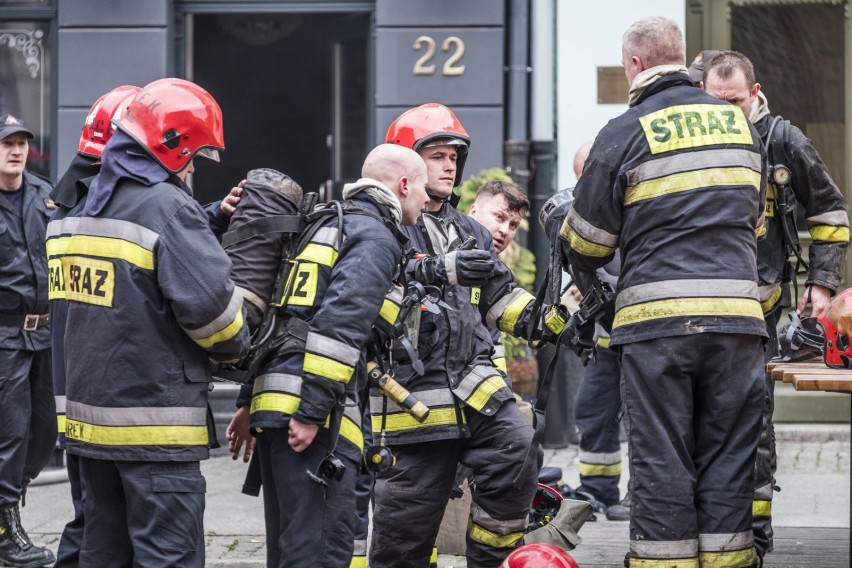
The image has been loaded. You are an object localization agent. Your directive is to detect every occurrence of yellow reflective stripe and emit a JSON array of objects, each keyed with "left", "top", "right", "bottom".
[
  {"left": 349, "top": 558, "right": 366, "bottom": 568},
  {"left": 625, "top": 167, "right": 761, "bottom": 206},
  {"left": 250, "top": 392, "right": 363, "bottom": 450},
  {"left": 760, "top": 286, "right": 783, "bottom": 314},
  {"left": 629, "top": 558, "right": 699, "bottom": 567},
  {"left": 613, "top": 297, "right": 763, "bottom": 328},
  {"left": 371, "top": 407, "right": 461, "bottom": 432},
  {"left": 297, "top": 243, "right": 338, "bottom": 267},
  {"left": 597, "top": 336, "right": 611, "bottom": 348},
  {"left": 466, "top": 375, "right": 508, "bottom": 411},
  {"left": 430, "top": 547, "right": 438, "bottom": 563},
  {"left": 697, "top": 548, "right": 757, "bottom": 567},
  {"left": 639, "top": 103, "right": 753, "bottom": 154},
  {"left": 303, "top": 353, "right": 354, "bottom": 383},
  {"left": 65, "top": 419, "right": 207, "bottom": 446},
  {"left": 579, "top": 462, "right": 622, "bottom": 477},
  {"left": 57, "top": 414, "right": 66, "bottom": 433},
  {"left": 809, "top": 225, "right": 850, "bottom": 243},
  {"left": 194, "top": 307, "right": 245, "bottom": 349},
  {"left": 492, "top": 356, "right": 507, "bottom": 373},
  {"left": 49, "top": 235, "right": 154, "bottom": 270},
  {"left": 468, "top": 521, "right": 524, "bottom": 549},
  {"left": 498, "top": 290, "right": 534, "bottom": 334},
  {"left": 752, "top": 499, "right": 771, "bottom": 518},
  {"left": 565, "top": 227, "right": 615, "bottom": 258},
  {"left": 379, "top": 298, "right": 400, "bottom": 325}
]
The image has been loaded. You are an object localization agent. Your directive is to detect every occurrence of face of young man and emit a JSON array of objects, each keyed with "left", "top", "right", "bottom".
[
  {"left": 702, "top": 67, "right": 760, "bottom": 117},
  {"left": 469, "top": 193, "right": 524, "bottom": 254},
  {"left": 418, "top": 145, "right": 458, "bottom": 202},
  {"left": 0, "top": 133, "right": 28, "bottom": 189}
]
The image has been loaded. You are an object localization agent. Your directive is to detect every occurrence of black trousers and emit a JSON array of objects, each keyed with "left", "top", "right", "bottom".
[
  {"left": 753, "top": 309, "right": 781, "bottom": 557},
  {"left": 78, "top": 457, "right": 206, "bottom": 568},
  {"left": 0, "top": 348, "right": 56, "bottom": 505},
  {"left": 54, "top": 452, "right": 84, "bottom": 568},
  {"left": 574, "top": 346, "right": 623, "bottom": 505},
  {"left": 370, "top": 399, "right": 538, "bottom": 568},
  {"left": 256, "top": 427, "right": 358, "bottom": 568},
  {"left": 621, "top": 334, "right": 763, "bottom": 565}
]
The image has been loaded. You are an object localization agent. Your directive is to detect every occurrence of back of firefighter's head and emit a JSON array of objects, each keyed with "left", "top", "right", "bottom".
[
  {"left": 385, "top": 103, "right": 470, "bottom": 201},
  {"left": 500, "top": 543, "right": 580, "bottom": 568},
  {"left": 621, "top": 16, "right": 685, "bottom": 86},
  {"left": 362, "top": 143, "right": 429, "bottom": 226},
  {"left": 116, "top": 78, "right": 224, "bottom": 177},
  {"left": 78, "top": 85, "right": 141, "bottom": 159}
]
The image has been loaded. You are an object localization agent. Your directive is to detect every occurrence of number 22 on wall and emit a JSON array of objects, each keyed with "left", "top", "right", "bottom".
[{"left": 413, "top": 36, "right": 466, "bottom": 76}]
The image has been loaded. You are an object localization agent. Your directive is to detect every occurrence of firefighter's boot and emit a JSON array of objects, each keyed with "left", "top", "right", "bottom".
[{"left": 0, "top": 503, "right": 55, "bottom": 568}]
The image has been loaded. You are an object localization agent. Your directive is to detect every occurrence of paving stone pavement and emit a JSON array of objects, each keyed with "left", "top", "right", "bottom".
[{"left": 20, "top": 424, "right": 849, "bottom": 567}]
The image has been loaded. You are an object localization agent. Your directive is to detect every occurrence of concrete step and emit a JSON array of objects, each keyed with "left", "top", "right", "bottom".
[{"left": 773, "top": 380, "right": 851, "bottom": 423}]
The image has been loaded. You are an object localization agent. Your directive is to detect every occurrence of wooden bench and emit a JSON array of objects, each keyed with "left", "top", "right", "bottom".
[{"left": 766, "top": 359, "right": 851, "bottom": 387}]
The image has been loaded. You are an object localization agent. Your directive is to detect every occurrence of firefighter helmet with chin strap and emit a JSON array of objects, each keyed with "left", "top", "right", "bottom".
[
  {"left": 117, "top": 78, "right": 224, "bottom": 174},
  {"left": 500, "top": 543, "right": 580, "bottom": 568},
  {"left": 775, "top": 312, "right": 825, "bottom": 363},
  {"left": 385, "top": 103, "right": 470, "bottom": 187},
  {"left": 78, "top": 85, "right": 141, "bottom": 158}
]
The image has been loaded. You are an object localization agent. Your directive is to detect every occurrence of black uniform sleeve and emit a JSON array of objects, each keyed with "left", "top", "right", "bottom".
[
  {"left": 294, "top": 227, "right": 399, "bottom": 425},
  {"left": 157, "top": 200, "right": 251, "bottom": 363},
  {"left": 560, "top": 157, "right": 622, "bottom": 275},
  {"left": 786, "top": 125, "right": 849, "bottom": 291}
]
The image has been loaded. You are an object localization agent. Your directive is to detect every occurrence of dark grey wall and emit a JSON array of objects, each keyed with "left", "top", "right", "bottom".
[
  {"left": 374, "top": 0, "right": 506, "bottom": 178},
  {"left": 56, "top": 0, "right": 171, "bottom": 175}
]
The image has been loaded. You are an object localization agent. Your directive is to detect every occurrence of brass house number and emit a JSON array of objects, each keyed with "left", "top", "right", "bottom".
[{"left": 412, "top": 36, "right": 466, "bottom": 76}]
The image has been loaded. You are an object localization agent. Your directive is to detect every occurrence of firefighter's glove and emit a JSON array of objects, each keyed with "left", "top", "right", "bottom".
[{"left": 433, "top": 249, "right": 495, "bottom": 287}]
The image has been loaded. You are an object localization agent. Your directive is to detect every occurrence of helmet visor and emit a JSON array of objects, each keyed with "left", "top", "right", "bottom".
[{"left": 195, "top": 147, "right": 220, "bottom": 162}]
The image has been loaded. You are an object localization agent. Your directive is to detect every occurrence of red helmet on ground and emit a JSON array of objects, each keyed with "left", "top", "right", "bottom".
[
  {"left": 117, "top": 78, "right": 224, "bottom": 174},
  {"left": 77, "top": 85, "right": 141, "bottom": 158},
  {"left": 819, "top": 289, "right": 852, "bottom": 369},
  {"left": 501, "top": 543, "right": 580, "bottom": 568},
  {"left": 385, "top": 103, "right": 470, "bottom": 186}
]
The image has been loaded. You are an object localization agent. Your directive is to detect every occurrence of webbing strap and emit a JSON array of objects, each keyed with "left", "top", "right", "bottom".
[{"left": 222, "top": 214, "right": 304, "bottom": 249}]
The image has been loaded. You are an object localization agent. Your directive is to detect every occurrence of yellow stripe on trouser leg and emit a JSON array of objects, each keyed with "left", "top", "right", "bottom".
[
  {"left": 752, "top": 500, "right": 771, "bottom": 518},
  {"left": 468, "top": 520, "right": 525, "bottom": 549},
  {"left": 697, "top": 548, "right": 757, "bottom": 567}
]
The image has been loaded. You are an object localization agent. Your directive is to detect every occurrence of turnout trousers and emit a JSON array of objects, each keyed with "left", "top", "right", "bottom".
[
  {"left": 78, "top": 457, "right": 206, "bottom": 568},
  {"left": 54, "top": 453, "right": 84, "bottom": 568},
  {"left": 574, "top": 346, "right": 623, "bottom": 506},
  {"left": 256, "top": 426, "right": 358, "bottom": 568},
  {"left": 753, "top": 309, "right": 780, "bottom": 558},
  {"left": 621, "top": 334, "right": 764, "bottom": 567},
  {"left": 0, "top": 348, "right": 56, "bottom": 506},
  {"left": 370, "top": 399, "right": 538, "bottom": 568}
]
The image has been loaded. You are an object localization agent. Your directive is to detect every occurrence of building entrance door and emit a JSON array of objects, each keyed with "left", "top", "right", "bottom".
[{"left": 185, "top": 11, "right": 371, "bottom": 204}]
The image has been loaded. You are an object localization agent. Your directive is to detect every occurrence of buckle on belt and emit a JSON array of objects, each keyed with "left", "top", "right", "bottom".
[{"left": 23, "top": 314, "right": 39, "bottom": 331}]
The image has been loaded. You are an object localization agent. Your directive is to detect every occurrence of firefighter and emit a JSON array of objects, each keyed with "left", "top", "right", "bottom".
[
  {"left": 560, "top": 17, "right": 767, "bottom": 567},
  {"left": 701, "top": 50, "right": 849, "bottom": 560},
  {"left": 226, "top": 143, "right": 429, "bottom": 568},
  {"left": 47, "top": 84, "right": 244, "bottom": 567},
  {"left": 56, "top": 78, "right": 251, "bottom": 567},
  {"left": 371, "top": 103, "right": 541, "bottom": 568},
  {"left": 0, "top": 114, "right": 56, "bottom": 567}
]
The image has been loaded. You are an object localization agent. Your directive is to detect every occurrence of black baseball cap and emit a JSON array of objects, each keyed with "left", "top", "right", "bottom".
[
  {"left": 0, "top": 114, "right": 35, "bottom": 141},
  {"left": 687, "top": 49, "right": 722, "bottom": 85}
]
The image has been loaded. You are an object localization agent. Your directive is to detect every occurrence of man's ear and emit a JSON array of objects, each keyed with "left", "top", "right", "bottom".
[
  {"left": 468, "top": 202, "right": 478, "bottom": 217},
  {"left": 398, "top": 176, "right": 410, "bottom": 199},
  {"left": 699, "top": 80, "right": 705, "bottom": 90},
  {"left": 751, "top": 82, "right": 761, "bottom": 97}
]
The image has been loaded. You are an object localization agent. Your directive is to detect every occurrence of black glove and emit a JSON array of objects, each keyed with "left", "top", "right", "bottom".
[{"left": 415, "top": 249, "right": 495, "bottom": 287}]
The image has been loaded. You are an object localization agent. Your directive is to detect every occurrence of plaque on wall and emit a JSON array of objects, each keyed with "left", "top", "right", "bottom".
[{"left": 597, "top": 66, "right": 630, "bottom": 104}]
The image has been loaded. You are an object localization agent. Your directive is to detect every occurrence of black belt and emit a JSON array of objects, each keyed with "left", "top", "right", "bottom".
[{"left": 0, "top": 313, "right": 50, "bottom": 331}]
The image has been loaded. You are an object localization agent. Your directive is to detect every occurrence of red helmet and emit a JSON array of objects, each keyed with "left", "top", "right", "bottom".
[
  {"left": 77, "top": 85, "right": 141, "bottom": 158},
  {"left": 117, "top": 78, "right": 224, "bottom": 174},
  {"left": 385, "top": 103, "right": 470, "bottom": 186},
  {"left": 501, "top": 543, "right": 580, "bottom": 568},
  {"left": 819, "top": 289, "right": 852, "bottom": 369}
]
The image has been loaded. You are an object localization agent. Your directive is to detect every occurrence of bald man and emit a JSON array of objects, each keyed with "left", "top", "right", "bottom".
[{"left": 227, "top": 144, "right": 428, "bottom": 568}]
